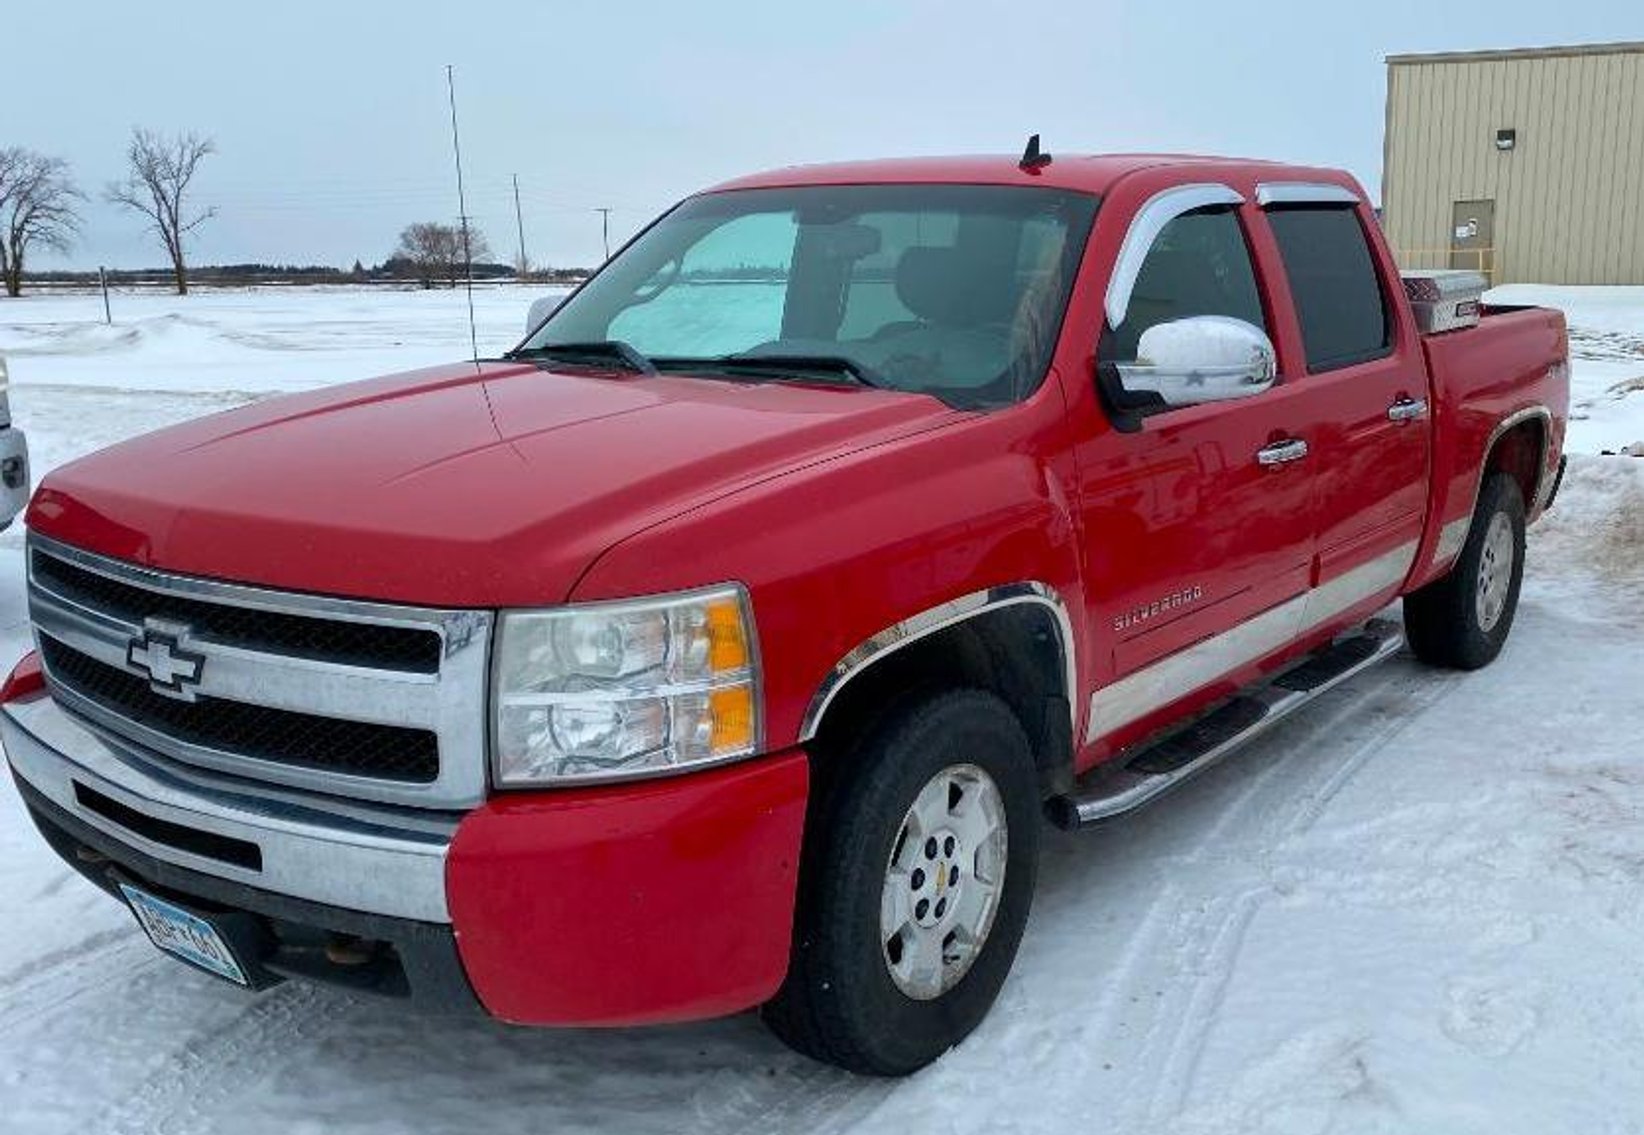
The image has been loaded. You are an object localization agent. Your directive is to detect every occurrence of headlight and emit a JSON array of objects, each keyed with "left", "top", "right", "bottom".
[{"left": 491, "top": 584, "right": 760, "bottom": 786}]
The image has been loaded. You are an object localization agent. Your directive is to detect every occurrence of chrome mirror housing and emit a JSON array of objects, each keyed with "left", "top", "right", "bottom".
[
  {"left": 1114, "top": 316, "right": 1277, "bottom": 407},
  {"left": 525, "top": 295, "right": 563, "bottom": 336}
]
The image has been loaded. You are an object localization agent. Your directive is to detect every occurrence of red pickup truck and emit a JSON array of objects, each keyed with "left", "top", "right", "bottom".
[{"left": 1, "top": 149, "right": 1568, "bottom": 1075}]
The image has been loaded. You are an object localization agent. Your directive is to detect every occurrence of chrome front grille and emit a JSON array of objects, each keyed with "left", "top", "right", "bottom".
[{"left": 26, "top": 534, "right": 492, "bottom": 808}]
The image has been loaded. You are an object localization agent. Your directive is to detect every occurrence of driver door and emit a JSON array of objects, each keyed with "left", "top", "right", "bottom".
[{"left": 1074, "top": 195, "right": 1319, "bottom": 742}]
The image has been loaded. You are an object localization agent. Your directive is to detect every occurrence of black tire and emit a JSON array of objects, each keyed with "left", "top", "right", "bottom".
[
  {"left": 1404, "top": 472, "right": 1527, "bottom": 670},
  {"left": 762, "top": 689, "right": 1040, "bottom": 1075}
]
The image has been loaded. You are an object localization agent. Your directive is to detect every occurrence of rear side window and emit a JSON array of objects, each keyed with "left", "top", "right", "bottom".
[{"left": 1266, "top": 206, "right": 1391, "bottom": 372}]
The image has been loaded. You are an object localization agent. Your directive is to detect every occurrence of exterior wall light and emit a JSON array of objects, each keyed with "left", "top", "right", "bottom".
[{"left": 1495, "top": 128, "right": 1517, "bottom": 151}]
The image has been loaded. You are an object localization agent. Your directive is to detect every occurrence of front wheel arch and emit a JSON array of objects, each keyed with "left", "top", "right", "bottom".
[{"left": 802, "top": 591, "right": 1078, "bottom": 800}]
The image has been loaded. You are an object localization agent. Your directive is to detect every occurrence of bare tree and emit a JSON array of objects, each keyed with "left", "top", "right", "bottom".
[
  {"left": 391, "top": 221, "right": 490, "bottom": 288},
  {"left": 105, "top": 129, "right": 216, "bottom": 295},
  {"left": 0, "top": 148, "right": 83, "bottom": 297}
]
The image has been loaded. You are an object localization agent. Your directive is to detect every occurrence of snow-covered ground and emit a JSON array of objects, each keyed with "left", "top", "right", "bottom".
[
  {"left": 1491, "top": 284, "right": 1644, "bottom": 454},
  {"left": 0, "top": 285, "right": 1641, "bottom": 1134}
]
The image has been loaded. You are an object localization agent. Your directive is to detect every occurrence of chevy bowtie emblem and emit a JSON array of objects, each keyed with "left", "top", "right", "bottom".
[{"left": 127, "top": 620, "right": 207, "bottom": 701}]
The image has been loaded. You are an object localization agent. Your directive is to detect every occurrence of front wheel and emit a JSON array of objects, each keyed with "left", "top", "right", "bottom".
[
  {"left": 763, "top": 690, "right": 1040, "bottom": 1075},
  {"left": 1404, "top": 471, "right": 1527, "bottom": 670}
]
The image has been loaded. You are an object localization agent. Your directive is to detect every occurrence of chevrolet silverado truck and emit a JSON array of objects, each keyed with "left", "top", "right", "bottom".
[{"left": 1, "top": 150, "right": 1568, "bottom": 1075}]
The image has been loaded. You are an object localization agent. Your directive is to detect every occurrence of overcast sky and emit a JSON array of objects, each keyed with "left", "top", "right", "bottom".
[{"left": 9, "top": 0, "right": 1638, "bottom": 271}]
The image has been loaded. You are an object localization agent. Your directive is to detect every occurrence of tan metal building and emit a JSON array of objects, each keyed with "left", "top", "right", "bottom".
[{"left": 1382, "top": 41, "right": 1644, "bottom": 285}]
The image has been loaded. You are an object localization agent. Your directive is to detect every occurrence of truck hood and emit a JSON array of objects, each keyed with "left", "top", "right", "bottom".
[{"left": 28, "top": 361, "right": 962, "bottom": 606}]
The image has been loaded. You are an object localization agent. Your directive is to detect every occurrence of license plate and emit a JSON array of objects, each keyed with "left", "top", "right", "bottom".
[{"left": 119, "top": 883, "right": 249, "bottom": 986}]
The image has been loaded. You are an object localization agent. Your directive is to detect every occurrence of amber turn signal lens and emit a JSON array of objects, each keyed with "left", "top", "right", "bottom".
[
  {"left": 705, "top": 598, "right": 750, "bottom": 673},
  {"left": 709, "top": 685, "right": 755, "bottom": 754}
]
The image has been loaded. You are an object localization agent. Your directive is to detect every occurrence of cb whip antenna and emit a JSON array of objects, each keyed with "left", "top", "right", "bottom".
[{"left": 446, "top": 64, "right": 479, "bottom": 362}]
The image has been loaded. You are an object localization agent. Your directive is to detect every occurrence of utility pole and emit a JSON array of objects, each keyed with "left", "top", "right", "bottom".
[
  {"left": 596, "top": 207, "right": 613, "bottom": 262},
  {"left": 512, "top": 174, "right": 529, "bottom": 279}
]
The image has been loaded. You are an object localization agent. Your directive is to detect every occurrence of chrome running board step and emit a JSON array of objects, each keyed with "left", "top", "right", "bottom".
[{"left": 1049, "top": 619, "right": 1404, "bottom": 829}]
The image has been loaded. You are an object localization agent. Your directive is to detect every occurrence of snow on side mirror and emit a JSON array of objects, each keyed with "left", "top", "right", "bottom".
[
  {"left": 525, "top": 295, "right": 564, "bottom": 336},
  {"left": 1115, "top": 316, "right": 1277, "bottom": 407}
]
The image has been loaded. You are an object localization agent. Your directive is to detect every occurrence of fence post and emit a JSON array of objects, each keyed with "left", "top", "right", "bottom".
[{"left": 99, "top": 267, "right": 112, "bottom": 324}]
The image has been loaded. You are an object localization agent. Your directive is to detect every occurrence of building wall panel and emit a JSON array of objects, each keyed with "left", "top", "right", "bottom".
[{"left": 1383, "top": 44, "right": 1644, "bottom": 284}]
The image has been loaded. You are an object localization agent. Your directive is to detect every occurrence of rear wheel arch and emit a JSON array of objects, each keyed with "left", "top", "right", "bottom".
[
  {"left": 1484, "top": 410, "right": 1549, "bottom": 514},
  {"left": 1434, "top": 406, "right": 1551, "bottom": 571},
  {"left": 800, "top": 585, "right": 1078, "bottom": 799}
]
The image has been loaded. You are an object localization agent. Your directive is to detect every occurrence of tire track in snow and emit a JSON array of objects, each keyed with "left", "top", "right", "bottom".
[
  {"left": 1136, "top": 663, "right": 1465, "bottom": 1124},
  {"left": 1117, "top": 677, "right": 1418, "bottom": 1128},
  {"left": 0, "top": 931, "right": 158, "bottom": 1039},
  {"left": 91, "top": 983, "right": 350, "bottom": 1135}
]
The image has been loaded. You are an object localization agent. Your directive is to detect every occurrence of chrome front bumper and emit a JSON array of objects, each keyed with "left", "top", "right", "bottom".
[
  {"left": 0, "top": 426, "right": 28, "bottom": 526},
  {"left": 1, "top": 694, "right": 457, "bottom": 922}
]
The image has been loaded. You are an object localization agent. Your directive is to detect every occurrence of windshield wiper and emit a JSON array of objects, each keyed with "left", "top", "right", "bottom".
[
  {"left": 664, "top": 353, "right": 887, "bottom": 389},
  {"left": 507, "top": 340, "right": 657, "bottom": 374}
]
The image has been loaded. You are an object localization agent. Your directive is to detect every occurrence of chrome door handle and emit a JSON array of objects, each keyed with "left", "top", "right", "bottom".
[
  {"left": 1388, "top": 397, "right": 1429, "bottom": 422},
  {"left": 1256, "top": 438, "right": 1309, "bottom": 466}
]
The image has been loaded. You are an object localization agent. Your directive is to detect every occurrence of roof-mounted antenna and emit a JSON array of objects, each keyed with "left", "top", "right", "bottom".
[{"left": 1019, "top": 133, "right": 1052, "bottom": 172}]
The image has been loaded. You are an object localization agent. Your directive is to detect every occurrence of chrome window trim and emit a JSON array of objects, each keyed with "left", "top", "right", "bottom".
[
  {"left": 1434, "top": 404, "right": 1554, "bottom": 567},
  {"left": 799, "top": 582, "right": 1077, "bottom": 743},
  {"left": 2, "top": 695, "right": 455, "bottom": 922},
  {"left": 1254, "top": 182, "right": 1362, "bottom": 207},
  {"left": 1105, "top": 183, "right": 1246, "bottom": 328},
  {"left": 26, "top": 533, "right": 492, "bottom": 809},
  {"left": 1086, "top": 541, "right": 1416, "bottom": 742}
]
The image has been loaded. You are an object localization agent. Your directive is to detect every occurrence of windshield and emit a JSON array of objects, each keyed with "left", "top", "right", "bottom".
[{"left": 519, "top": 184, "right": 1099, "bottom": 408}]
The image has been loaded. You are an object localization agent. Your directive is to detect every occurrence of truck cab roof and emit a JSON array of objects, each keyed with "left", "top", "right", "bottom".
[{"left": 706, "top": 153, "right": 1340, "bottom": 198}]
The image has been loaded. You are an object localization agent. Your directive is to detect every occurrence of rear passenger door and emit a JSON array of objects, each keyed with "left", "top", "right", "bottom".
[{"left": 1258, "top": 194, "right": 1429, "bottom": 590}]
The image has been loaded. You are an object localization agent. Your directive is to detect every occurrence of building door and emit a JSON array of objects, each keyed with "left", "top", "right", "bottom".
[{"left": 1450, "top": 199, "right": 1495, "bottom": 279}]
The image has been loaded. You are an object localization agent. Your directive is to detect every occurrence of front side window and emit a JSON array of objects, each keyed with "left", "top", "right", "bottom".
[
  {"left": 1097, "top": 207, "right": 1273, "bottom": 422},
  {"left": 521, "top": 184, "right": 1099, "bottom": 408},
  {"left": 1266, "top": 205, "right": 1391, "bottom": 371},
  {"left": 1104, "top": 207, "right": 1268, "bottom": 362}
]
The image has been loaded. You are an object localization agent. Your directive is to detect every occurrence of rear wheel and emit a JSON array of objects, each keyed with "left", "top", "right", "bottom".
[
  {"left": 763, "top": 689, "right": 1040, "bottom": 1075},
  {"left": 1404, "top": 472, "right": 1527, "bottom": 670}
]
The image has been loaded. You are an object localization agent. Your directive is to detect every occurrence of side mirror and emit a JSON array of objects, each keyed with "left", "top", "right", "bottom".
[
  {"left": 525, "top": 294, "right": 563, "bottom": 335},
  {"left": 1114, "top": 316, "right": 1276, "bottom": 407}
]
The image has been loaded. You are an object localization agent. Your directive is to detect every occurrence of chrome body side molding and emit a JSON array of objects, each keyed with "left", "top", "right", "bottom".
[
  {"left": 1086, "top": 541, "right": 1416, "bottom": 743},
  {"left": 1254, "top": 181, "right": 1361, "bottom": 207},
  {"left": 799, "top": 582, "right": 1076, "bottom": 743},
  {"left": 1105, "top": 183, "right": 1245, "bottom": 328},
  {"left": 1432, "top": 516, "right": 1472, "bottom": 567}
]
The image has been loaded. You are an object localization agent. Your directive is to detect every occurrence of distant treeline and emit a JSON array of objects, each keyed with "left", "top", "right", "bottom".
[
  {"left": 678, "top": 265, "right": 893, "bottom": 283},
  {"left": 25, "top": 261, "right": 592, "bottom": 286}
]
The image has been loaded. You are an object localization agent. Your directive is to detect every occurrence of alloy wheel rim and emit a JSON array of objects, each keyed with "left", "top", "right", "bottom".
[
  {"left": 1476, "top": 511, "right": 1515, "bottom": 633},
  {"left": 880, "top": 763, "right": 1008, "bottom": 1001}
]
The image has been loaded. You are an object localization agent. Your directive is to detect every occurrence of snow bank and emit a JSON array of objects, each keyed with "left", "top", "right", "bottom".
[
  {"left": 1528, "top": 454, "right": 1644, "bottom": 589},
  {"left": 0, "top": 285, "right": 569, "bottom": 396}
]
